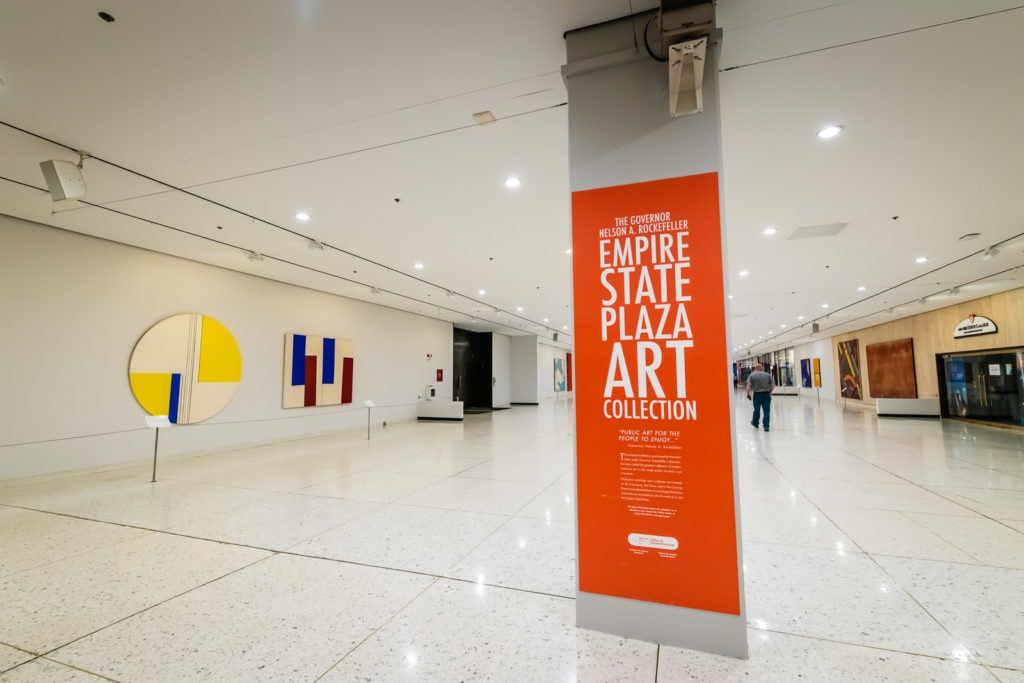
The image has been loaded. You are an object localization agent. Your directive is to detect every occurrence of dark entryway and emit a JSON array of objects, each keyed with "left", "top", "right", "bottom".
[{"left": 453, "top": 329, "right": 493, "bottom": 410}]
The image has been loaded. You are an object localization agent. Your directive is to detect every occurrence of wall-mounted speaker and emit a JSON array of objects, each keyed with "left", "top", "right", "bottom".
[
  {"left": 812, "top": 322, "right": 820, "bottom": 334},
  {"left": 39, "top": 160, "right": 86, "bottom": 200},
  {"left": 553, "top": 332, "right": 559, "bottom": 342}
]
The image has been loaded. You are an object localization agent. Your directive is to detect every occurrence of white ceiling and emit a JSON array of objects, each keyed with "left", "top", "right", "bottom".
[{"left": 2, "top": 1, "right": 1022, "bottom": 356}]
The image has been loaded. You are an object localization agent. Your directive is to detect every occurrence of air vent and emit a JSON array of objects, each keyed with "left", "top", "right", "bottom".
[{"left": 788, "top": 223, "right": 848, "bottom": 240}]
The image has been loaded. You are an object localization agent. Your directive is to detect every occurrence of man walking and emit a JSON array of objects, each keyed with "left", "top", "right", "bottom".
[{"left": 746, "top": 363, "right": 776, "bottom": 431}]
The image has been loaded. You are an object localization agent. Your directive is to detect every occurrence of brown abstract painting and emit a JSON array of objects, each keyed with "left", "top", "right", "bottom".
[{"left": 866, "top": 338, "right": 917, "bottom": 398}]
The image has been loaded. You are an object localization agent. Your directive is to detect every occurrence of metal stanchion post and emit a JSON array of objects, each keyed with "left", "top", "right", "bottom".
[
  {"left": 145, "top": 415, "right": 171, "bottom": 482},
  {"left": 151, "top": 427, "right": 160, "bottom": 483},
  {"left": 363, "top": 400, "right": 375, "bottom": 440}
]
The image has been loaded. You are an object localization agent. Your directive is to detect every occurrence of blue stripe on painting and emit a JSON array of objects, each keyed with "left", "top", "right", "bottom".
[
  {"left": 291, "top": 334, "right": 307, "bottom": 386},
  {"left": 323, "top": 337, "right": 336, "bottom": 384},
  {"left": 169, "top": 372, "right": 181, "bottom": 424}
]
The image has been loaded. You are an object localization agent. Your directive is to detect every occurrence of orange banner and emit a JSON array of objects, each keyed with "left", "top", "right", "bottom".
[{"left": 572, "top": 173, "right": 739, "bottom": 614}]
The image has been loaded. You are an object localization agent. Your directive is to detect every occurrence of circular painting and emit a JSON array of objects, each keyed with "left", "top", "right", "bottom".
[{"left": 128, "top": 313, "right": 242, "bottom": 424}]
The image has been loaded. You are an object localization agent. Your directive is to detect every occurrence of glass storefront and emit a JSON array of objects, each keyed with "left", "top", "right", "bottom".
[
  {"left": 734, "top": 348, "right": 797, "bottom": 392},
  {"left": 937, "top": 347, "right": 1024, "bottom": 427}
]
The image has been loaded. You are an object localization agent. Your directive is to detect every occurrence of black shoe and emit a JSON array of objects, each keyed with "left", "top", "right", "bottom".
[
  {"left": 763, "top": 427, "right": 770, "bottom": 432},
  {"left": 750, "top": 421, "right": 758, "bottom": 428}
]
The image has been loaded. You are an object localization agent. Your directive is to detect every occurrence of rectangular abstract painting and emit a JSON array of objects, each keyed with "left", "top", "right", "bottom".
[
  {"left": 800, "top": 358, "right": 812, "bottom": 388},
  {"left": 837, "top": 340, "right": 862, "bottom": 399},
  {"left": 554, "top": 357, "right": 566, "bottom": 392},
  {"left": 283, "top": 333, "right": 355, "bottom": 408}
]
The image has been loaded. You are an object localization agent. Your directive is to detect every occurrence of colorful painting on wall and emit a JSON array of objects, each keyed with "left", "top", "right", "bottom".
[
  {"left": 800, "top": 358, "right": 812, "bottom": 388},
  {"left": 866, "top": 338, "right": 917, "bottom": 398},
  {"left": 554, "top": 357, "right": 566, "bottom": 392},
  {"left": 129, "top": 313, "right": 242, "bottom": 424},
  {"left": 283, "top": 333, "right": 355, "bottom": 408},
  {"left": 837, "top": 340, "right": 862, "bottom": 399},
  {"left": 812, "top": 357, "right": 822, "bottom": 388}
]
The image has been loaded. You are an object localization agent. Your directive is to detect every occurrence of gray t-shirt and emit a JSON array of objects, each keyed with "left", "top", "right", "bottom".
[{"left": 747, "top": 370, "right": 773, "bottom": 393}]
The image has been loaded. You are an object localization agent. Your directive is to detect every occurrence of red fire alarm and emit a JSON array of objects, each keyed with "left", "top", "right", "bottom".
[{"left": 436, "top": 369, "right": 443, "bottom": 382}]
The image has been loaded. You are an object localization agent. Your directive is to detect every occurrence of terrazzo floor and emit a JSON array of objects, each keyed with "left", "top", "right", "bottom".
[{"left": 1, "top": 394, "right": 1023, "bottom": 681}]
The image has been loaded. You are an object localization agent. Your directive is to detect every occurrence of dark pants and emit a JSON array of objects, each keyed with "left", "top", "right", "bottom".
[{"left": 752, "top": 392, "right": 772, "bottom": 429}]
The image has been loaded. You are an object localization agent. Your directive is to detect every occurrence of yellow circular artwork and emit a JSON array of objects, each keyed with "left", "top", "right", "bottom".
[{"left": 128, "top": 313, "right": 242, "bottom": 424}]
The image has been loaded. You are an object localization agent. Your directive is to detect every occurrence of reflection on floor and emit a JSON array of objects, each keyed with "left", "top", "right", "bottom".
[{"left": 1, "top": 394, "right": 1023, "bottom": 681}]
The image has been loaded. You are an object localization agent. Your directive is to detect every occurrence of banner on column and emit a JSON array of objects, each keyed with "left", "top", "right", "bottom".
[{"left": 571, "top": 173, "right": 740, "bottom": 615}]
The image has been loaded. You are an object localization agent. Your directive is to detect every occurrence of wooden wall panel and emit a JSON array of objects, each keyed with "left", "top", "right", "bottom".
[{"left": 831, "top": 287, "right": 1024, "bottom": 403}]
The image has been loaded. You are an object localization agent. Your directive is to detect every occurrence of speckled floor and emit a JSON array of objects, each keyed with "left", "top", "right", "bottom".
[{"left": 1, "top": 395, "right": 1022, "bottom": 682}]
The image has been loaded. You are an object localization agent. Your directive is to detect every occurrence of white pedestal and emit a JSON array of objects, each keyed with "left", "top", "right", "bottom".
[
  {"left": 417, "top": 400, "right": 464, "bottom": 421},
  {"left": 876, "top": 398, "right": 940, "bottom": 417}
]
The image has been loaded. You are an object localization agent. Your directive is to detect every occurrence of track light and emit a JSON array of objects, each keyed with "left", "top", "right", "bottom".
[
  {"left": 982, "top": 246, "right": 1000, "bottom": 260},
  {"left": 308, "top": 239, "right": 325, "bottom": 250},
  {"left": 245, "top": 250, "right": 264, "bottom": 262},
  {"left": 949, "top": 286, "right": 960, "bottom": 296}
]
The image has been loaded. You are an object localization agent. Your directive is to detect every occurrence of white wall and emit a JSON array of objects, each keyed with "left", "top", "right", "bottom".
[
  {"left": 0, "top": 215, "right": 453, "bottom": 479},
  {"left": 794, "top": 338, "right": 837, "bottom": 401},
  {"left": 509, "top": 335, "right": 539, "bottom": 403},
  {"left": 491, "top": 333, "right": 511, "bottom": 408}
]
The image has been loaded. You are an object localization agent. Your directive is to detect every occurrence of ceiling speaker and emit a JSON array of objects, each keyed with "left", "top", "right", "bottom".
[{"left": 39, "top": 159, "right": 86, "bottom": 200}]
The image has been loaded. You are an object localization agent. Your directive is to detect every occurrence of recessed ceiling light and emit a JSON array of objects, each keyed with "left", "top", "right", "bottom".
[
  {"left": 739, "top": 270, "right": 749, "bottom": 277},
  {"left": 516, "top": 306, "right": 523, "bottom": 312},
  {"left": 728, "top": 294, "right": 733, "bottom": 299},
  {"left": 295, "top": 211, "right": 310, "bottom": 221},
  {"left": 798, "top": 315, "right": 804, "bottom": 320},
  {"left": 915, "top": 256, "right": 928, "bottom": 263},
  {"left": 543, "top": 318, "right": 549, "bottom": 322},
  {"left": 504, "top": 177, "right": 521, "bottom": 188},
  {"left": 565, "top": 248, "right": 572, "bottom": 255},
  {"left": 414, "top": 262, "right": 424, "bottom": 269},
  {"left": 857, "top": 285, "right": 866, "bottom": 292},
  {"left": 478, "top": 289, "right": 486, "bottom": 296},
  {"left": 780, "top": 323, "right": 787, "bottom": 328},
  {"left": 762, "top": 226, "right": 777, "bottom": 236},
  {"left": 821, "top": 303, "right": 829, "bottom": 308},
  {"left": 817, "top": 125, "right": 843, "bottom": 139},
  {"left": 562, "top": 325, "right": 567, "bottom": 330}
]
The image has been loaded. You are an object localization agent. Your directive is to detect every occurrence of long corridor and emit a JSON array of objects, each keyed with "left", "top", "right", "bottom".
[{"left": 1, "top": 395, "right": 1023, "bottom": 681}]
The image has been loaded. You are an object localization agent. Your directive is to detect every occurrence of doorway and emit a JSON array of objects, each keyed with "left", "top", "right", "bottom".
[{"left": 937, "top": 347, "right": 1024, "bottom": 427}]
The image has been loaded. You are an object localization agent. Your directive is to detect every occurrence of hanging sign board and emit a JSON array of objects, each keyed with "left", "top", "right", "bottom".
[
  {"left": 571, "top": 173, "right": 740, "bottom": 615},
  {"left": 953, "top": 314, "right": 997, "bottom": 339}
]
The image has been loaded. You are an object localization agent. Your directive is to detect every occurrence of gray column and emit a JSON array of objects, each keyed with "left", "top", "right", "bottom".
[{"left": 564, "top": 9, "right": 747, "bottom": 659}]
